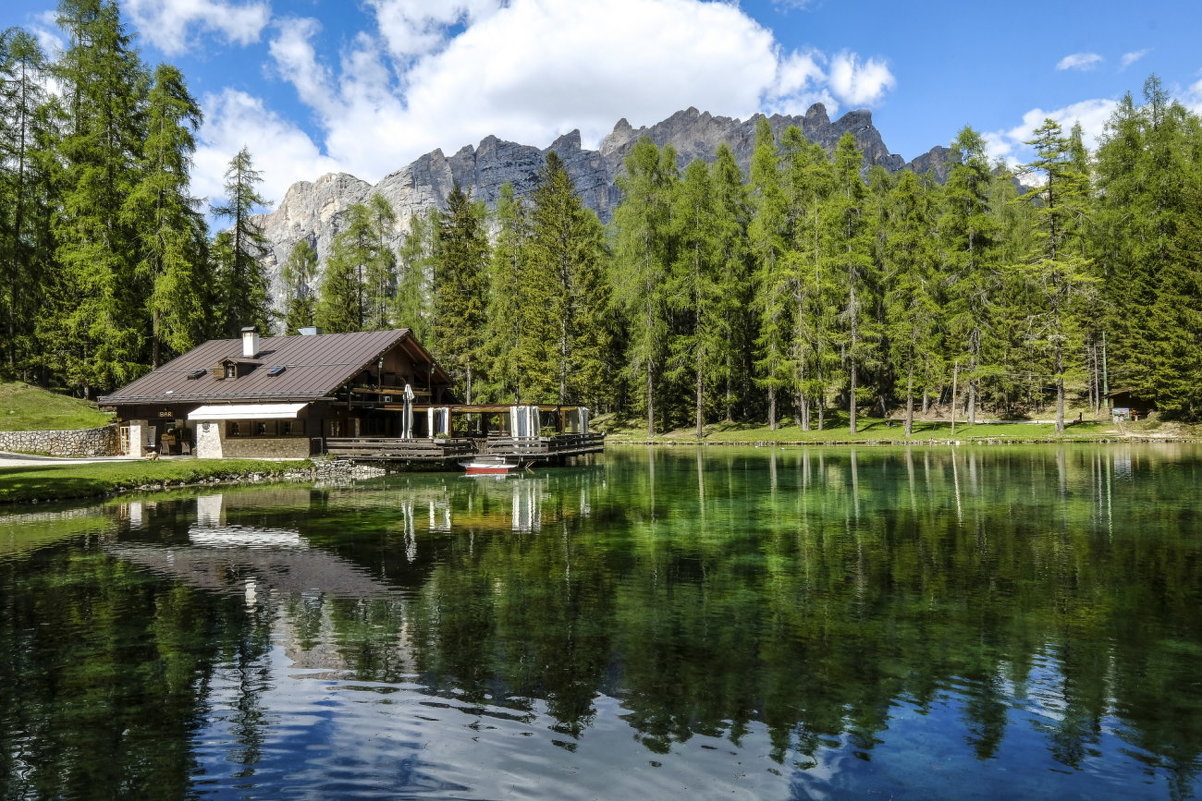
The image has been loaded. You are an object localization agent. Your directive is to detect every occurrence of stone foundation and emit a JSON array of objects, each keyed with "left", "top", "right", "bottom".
[{"left": 0, "top": 425, "right": 119, "bottom": 457}]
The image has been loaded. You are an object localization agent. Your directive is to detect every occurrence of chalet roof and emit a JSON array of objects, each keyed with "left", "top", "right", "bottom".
[{"left": 98, "top": 329, "right": 450, "bottom": 405}]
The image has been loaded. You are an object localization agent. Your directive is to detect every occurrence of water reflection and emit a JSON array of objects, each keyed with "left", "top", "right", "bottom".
[{"left": 0, "top": 447, "right": 1200, "bottom": 800}]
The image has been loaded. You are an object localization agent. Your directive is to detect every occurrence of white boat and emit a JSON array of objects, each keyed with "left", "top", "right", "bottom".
[{"left": 459, "top": 456, "right": 525, "bottom": 476}]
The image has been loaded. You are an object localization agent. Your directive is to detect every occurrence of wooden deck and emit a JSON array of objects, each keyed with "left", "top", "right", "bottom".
[
  {"left": 324, "top": 437, "right": 476, "bottom": 462},
  {"left": 323, "top": 433, "right": 605, "bottom": 464}
]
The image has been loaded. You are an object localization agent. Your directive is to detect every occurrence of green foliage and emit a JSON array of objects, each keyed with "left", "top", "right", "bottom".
[
  {"left": 279, "top": 239, "right": 317, "bottom": 335},
  {"left": 394, "top": 209, "right": 436, "bottom": 343},
  {"left": 431, "top": 184, "right": 489, "bottom": 401},
  {"left": 211, "top": 146, "right": 271, "bottom": 336},
  {"left": 611, "top": 138, "right": 677, "bottom": 435},
  {"left": 316, "top": 195, "right": 397, "bottom": 333}
]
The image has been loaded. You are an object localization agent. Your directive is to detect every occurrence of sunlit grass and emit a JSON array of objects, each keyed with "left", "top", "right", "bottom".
[{"left": 0, "top": 381, "right": 113, "bottom": 431}]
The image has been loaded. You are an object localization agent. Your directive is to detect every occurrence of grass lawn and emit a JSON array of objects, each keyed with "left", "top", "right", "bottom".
[
  {"left": 0, "top": 381, "right": 113, "bottom": 431},
  {"left": 595, "top": 413, "right": 1187, "bottom": 445},
  {"left": 0, "top": 459, "right": 312, "bottom": 504}
]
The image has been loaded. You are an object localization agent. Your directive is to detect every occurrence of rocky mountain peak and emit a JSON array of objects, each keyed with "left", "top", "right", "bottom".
[{"left": 254, "top": 105, "right": 952, "bottom": 311}]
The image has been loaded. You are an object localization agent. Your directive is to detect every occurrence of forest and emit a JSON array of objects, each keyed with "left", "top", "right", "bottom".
[{"left": 3, "top": 0, "right": 1202, "bottom": 433}]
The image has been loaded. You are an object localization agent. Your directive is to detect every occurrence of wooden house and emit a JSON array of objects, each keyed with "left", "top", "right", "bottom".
[{"left": 99, "top": 328, "right": 454, "bottom": 458}]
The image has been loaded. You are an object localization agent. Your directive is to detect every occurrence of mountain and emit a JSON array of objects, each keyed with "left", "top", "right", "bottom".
[{"left": 254, "top": 104, "right": 952, "bottom": 302}]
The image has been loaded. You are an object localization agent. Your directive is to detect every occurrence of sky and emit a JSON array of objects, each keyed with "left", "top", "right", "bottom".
[{"left": 6, "top": 0, "right": 1202, "bottom": 210}]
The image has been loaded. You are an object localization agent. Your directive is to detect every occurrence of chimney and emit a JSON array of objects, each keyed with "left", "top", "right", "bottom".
[{"left": 241, "top": 326, "right": 259, "bottom": 358}]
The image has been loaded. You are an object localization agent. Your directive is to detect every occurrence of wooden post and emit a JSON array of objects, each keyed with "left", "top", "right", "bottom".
[{"left": 950, "top": 361, "right": 959, "bottom": 436}]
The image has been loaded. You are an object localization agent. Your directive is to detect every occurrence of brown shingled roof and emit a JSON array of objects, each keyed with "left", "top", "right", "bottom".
[{"left": 98, "top": 329, "right": 450, "bottom": 404}]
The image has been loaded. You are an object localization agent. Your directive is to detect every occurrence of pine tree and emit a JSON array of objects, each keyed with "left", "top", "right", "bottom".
[
  {"left": 279, "top": 239, "right": 317, "bottom": 335},
  {"left": 0, "top": 27, "right": 51, "bottom": 378},
  {"left": 431, "top": 184, "right": 488, "bottom": 402},
  {"left": 122, "top": 63, "right": 207, "bottom": 366},
  {"left": 211, "top": 146, "right": 271, "bottom": 336},
  {"left": 611, "top": 137, "right": 677, "bottom": 435},
  {"left": 47, "top": 0, "right": 149, "bottom": 395}
]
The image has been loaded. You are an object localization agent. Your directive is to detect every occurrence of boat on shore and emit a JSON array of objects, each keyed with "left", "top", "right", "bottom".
[{"left": 459, "top": 456, "right": 526, "bottom": 476}]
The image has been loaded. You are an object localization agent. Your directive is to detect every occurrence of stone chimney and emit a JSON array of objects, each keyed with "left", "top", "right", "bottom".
[{"left": 241, "top": 327, "right": 259, "bottom": 358}]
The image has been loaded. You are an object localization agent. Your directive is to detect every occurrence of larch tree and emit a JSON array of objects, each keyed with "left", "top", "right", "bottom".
[
  {"left": 122, "top": 63, "right": 207, "bottom": 366},
  {"left": 211, "top": 146, "right": 271, "bottom": 336},
  {"left": 394, "top": 209, "right": 436, "bottom": 344},
  {"left": 47, "top": 0, "right": 149, "bottom": 396},
  {"left": 280, "top": 239, "right": 317, "bottom": 335},
  {"left": 611, "top": 137, "right": 677, "bottom": 435},
  {"left": 527, "top": 152, "right": 611, "bottom": 406},
  {"left": 432, "top": 183, "right": 489, "bottom": 402},
  {"left": 668, "top": 158, "right": 724, "bottom": 437},
  {"left": 709, "top": 144, "right": 753, "bottom": 422},
  {"left": 316, "top": 195, "right": 397, "bottom": 333},
  {"left": 938, "top": 126, "right": 1000, "bottom": 425},
  {"left": 823, "top": 133, "right": 877, "bottom": 434},
  {"left": 748, "top": 118, "right": 790, "bottom": 430},
  {"left": 0, "top": 27, "right": 51, "bottom": 377}
]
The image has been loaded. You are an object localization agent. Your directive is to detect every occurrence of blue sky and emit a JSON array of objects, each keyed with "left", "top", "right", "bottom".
[{"left": 5, "top": 0, "right": 1201, "bottom": 208}]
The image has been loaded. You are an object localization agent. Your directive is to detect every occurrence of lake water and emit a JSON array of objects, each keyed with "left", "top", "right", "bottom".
[{"left": 1, "top": 445, "right": 1200, "bottom": 800}]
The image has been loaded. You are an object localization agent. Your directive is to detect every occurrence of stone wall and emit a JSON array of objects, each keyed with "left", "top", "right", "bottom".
[
  {"left": 220, "top": 436, "right": 312, "bottom": 459},
  {"left": 0, "top": 425, "right": 119, "bottom": 457}
]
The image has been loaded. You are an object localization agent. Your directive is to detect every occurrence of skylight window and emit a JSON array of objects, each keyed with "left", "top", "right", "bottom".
[
  {"left": 186, "top": 369, "right": 206, "bottom": 380},
  {"left": 267, "top": 366, "right": 286, "bottom": 377}
]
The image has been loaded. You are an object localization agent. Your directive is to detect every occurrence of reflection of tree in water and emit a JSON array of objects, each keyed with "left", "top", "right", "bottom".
[
  {"left": 0, "top": 542, "right": 270, "bottom": 798},
  {"left": 314, "top": 447, "right": 1202, "bottom": 785}
]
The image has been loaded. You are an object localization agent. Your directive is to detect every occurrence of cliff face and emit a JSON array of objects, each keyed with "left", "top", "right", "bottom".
[{"left": 255, "top": 104, "right": 951, "bottom": 302}]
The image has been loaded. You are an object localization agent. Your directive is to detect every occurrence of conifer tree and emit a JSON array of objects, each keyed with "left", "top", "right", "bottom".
[
  {"left": 211, "top": 146, "right": 271, "bottom": 336},
  {"left": 47, "top": 0, "right": 149, "bottom": 395},
  {"left": 484, "top": 183, "right": 535, "bottom": 401},
  {"left": 315, "top": 195, "right": 396, "bottom": 333},
  {"left": 279, "top": 239, "right": 317, "bottom": 335},
  {"left": 780, "top": 127, "right": 835, "bottom": 429},
  {"left": 1020, "top": 119, "right": 1097, "bottom": 431},
  {"left": 748, "top": 118, "right": 790, "bottom": 430},
  {"left": 709, "top": 144, "right": 754, "bottom": 422},
  {"left": 432, "top": 184, "right": 488, "bottom": 401},
  {"left": 938, "top": 126, "right": 1000, "bottom": 424},
  {"left": 395, "top": 209, "right": 436, "bottom": 345},
  {"left": 527, "top": 152, "right": 610, "bottom": 405},
  {"left": 123, "top": 63, "right": 207, "bottom": 366},
  {"left": 823, "top": 133, "right": 877, "bottom": 433},
  {"left": 612, "top": 138, "right": 677, "bottom": 435},
  {"left": 883, "top": 170, "right": 942, "bottom": 435},
  {"left": 668, "top": 158, "right": 724, "bottom": 437},
  {"left": 0, "top": 28, "right": 51, "bottom": 377}
]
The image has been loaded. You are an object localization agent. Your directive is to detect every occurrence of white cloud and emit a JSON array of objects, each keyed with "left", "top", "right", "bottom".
[
  {"left": 827, "top": 51, "right": 895, "bottom": 107},
  {"left": 1120, "top": 49, "right": 1150, "bottom": 69},
  {"left": 1185, "top": 76, "right": 1202, "bottom": 116},
  {"left": 194, "top": 89, "right": 343, "bottom": 210},
  {"left": 986, "top": 98, "right": 1119, "bottom": 168},
  {"left": 1056, "top": 52, "right": 1103, "bottom": 71},
  {"left": 261, "top": 0, "right": 896, "bottom": 186},
  {"left": 125, "top": 0, "right": 270, "bottom": 56}
]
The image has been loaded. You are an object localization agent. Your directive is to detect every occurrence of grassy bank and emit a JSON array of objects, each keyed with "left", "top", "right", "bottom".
[
  {"left": 0, "top": 381, "right": 112, "bottom": 431},
  {"left": 597, "top": 414, "right": 1202, "bottom": 445},
  {"left": 0, "top": 459, "right": 312, "bottom": 504}
]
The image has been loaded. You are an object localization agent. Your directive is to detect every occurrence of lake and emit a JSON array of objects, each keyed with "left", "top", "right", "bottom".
[{"left": 1, "top": 445, "right": 1200, "bottom": 800}]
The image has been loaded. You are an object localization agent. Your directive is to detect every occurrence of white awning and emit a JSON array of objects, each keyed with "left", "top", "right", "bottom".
[{"left": 187, "top": 402, "right": 308, "bottom": 421}]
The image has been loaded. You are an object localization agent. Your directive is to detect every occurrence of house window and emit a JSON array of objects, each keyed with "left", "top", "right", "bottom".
[
  {"left": 229, "top": 421, "right": 241, "bottom": 437},
  {"left": 256, "top": 421, "right": 271, "bottom": 436},
  {"left": 282, "top": 420, "right": 302, "bottom": 436},
  {"left": 224, "top": 363, "right": 236, "bottom": 379}
]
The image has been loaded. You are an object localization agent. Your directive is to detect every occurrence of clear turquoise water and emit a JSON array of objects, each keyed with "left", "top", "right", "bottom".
[{"left": 1, "top": 445, "right": 1200, "bottom": 800}]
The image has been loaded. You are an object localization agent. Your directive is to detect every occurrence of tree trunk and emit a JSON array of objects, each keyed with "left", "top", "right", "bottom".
[
  {"left": 646, "top": 369, "right": 655, "bottom": 437},
  {"left": 767, "top": 385, "right": 777, "bottom": 431},
  {"left": 848, "top": 363, "right": 858, "bottom": 434},
  {"left": 905, "top": 367, "right": 914, "bottom": 437}
]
